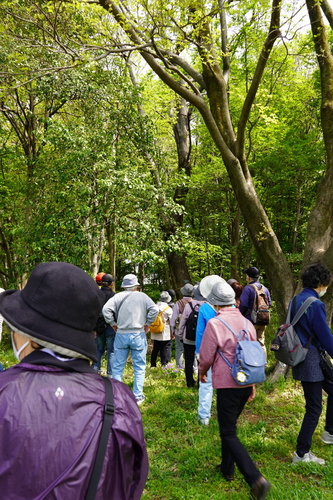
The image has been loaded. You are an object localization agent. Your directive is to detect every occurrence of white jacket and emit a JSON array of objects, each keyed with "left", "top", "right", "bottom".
[{"left": 150, "top": 301, "right": 172, "bottom": 341}]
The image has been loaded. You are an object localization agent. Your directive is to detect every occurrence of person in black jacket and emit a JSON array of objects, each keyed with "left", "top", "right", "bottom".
[{"left": 93, "top": 274, "right": 116, "bottom": 376}]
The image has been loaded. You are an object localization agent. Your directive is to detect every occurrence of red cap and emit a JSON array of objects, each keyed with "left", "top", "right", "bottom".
[{"left": 95, "top": 272, "right": 105, "bottom": 286}]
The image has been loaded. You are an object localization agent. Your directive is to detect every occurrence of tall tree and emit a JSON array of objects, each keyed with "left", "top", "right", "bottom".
[{"left": 94, "top": 0, "right": 333, "bottom": 320}]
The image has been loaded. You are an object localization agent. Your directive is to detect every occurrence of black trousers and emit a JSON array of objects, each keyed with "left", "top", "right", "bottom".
[
  {"left": 183, "top": 343, "right": 196, "bottom": 387},
  {"left": 150, "top": 339, "right": 172, "bottom": 367},
  {"left": 216, "top": 387, "right": 261, "bottom": 486},
  {"left": 297, "top": 380, "right": 333, "bottom": 456}
]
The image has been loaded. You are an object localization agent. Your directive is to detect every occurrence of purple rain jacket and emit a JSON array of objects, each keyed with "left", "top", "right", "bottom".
[{"left": 0, "top": 351, "right": 148, "bottom": 500}]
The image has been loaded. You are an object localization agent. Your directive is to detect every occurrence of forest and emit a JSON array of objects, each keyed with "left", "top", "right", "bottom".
[{"left": 0, "top": 0, "right": 333, "bottom": 322}]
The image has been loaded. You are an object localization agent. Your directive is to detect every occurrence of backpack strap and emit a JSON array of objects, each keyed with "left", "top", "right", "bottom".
[
  {"left": 178, "top": 299, "right": 186, "bottom": 314},
  {"left": 85, "top": 376, "right": 114, "bottom": 500},
  {"left": 215, "top": 316, "right": 249, "bottom": 369},
  {"left": 215, "top": 316, "right": 249, "bottom": 340},
  {"left": 160, "top": 306, "right": 169, "bottom": 323},
  {"left": 114, "top": 292, "right": 132, "bottom": 323},
  {"left": 249, "top": 283, "right": 259, "bottom": 311},
  {"left": 287, "top": 296, "right": 318, "bottom": 326},
  {"left": 288, "top": 296, "right": 319, "bottom": 350}
]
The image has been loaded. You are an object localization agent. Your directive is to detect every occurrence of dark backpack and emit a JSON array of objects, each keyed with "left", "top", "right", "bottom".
[
  {"left": 185, "top": 302, "right": 200, "bottom": 341},
  {"left": 217, "top": 317, "right": 266, "bottom": 385},
  {"left": 249, "top": 284, "right": 270, "bottom": 325},
  {"left": 270, "top": 296, "right": 318, "bottom": 366}
]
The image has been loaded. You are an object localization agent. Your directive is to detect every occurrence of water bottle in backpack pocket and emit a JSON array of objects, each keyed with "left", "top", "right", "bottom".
[{"left": 216, "top": 317, "right": 266, "bottom": 385}]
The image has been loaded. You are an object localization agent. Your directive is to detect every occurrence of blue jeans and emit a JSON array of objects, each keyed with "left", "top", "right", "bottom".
[
  {"left": 94, "top": 326, "right": 115, "bottom": 375},
  {"left": 175, "top": 335, "right": 184, "bottom": 368},
  {"left": 198, "top": 367, "right": 213, "bottom": 419},
  {"left": 112, "top": 332, "right": 147, "bottom": 400}
]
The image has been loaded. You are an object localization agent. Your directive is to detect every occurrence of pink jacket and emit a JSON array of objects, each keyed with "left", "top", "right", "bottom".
[{"left": 199, "top": 307, "right": 257, "bottom": 389}]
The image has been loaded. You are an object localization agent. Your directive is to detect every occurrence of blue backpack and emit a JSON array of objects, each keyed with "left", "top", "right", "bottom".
[{"left": 216, "top": 317, "right": 266, "bottom": 385}]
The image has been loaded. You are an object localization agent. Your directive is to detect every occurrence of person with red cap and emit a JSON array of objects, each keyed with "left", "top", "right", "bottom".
[{"left": 93, "top": 273, "right": 116, "bottom": 376}]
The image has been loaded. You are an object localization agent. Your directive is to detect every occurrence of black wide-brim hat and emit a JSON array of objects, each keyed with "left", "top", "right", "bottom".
[{"left": 0, "top": 262, "right": 104, "bottom": 362}]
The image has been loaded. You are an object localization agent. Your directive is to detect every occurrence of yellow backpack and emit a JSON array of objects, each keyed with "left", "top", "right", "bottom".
[{"left": 150, "top": 307, "right": 169, "bottom": 334}]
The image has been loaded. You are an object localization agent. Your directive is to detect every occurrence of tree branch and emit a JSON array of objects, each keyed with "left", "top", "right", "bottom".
[
  {"left": 236, "top": 0, "right": 281, "bottom": 160},
  {"left": 218, "top": 0, "right": 230, "bottom": 84},
  {"left": 321, "top": 0, "right": 333, "bottom": 30}
]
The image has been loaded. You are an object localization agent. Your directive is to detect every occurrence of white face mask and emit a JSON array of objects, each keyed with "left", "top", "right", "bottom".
[
  {"left": 319, "top": 288, "right": 327, "bottom": 298},
  {"left": 11, "top": 332, "right": 30, "bottom": 361}
]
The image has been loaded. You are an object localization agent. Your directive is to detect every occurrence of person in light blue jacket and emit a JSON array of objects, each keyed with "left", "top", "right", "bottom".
[{"left": 196, "top": 275, "right": 224, "bottom": 425}]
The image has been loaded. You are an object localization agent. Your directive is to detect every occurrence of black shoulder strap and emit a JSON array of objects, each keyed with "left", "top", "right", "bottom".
[{"left": 85, "top": 376, "right": 115, "bottom": 500}]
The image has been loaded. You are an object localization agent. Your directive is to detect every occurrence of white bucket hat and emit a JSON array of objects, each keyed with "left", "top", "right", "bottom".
[
  {"left": 199, "top": 275, "right": 224, "bottom": 299},
  {"left": 121, "top": 274, "right": 140, "bottom": 288}
]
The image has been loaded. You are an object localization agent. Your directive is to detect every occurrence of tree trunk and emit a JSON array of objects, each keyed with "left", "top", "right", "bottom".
[
  {"left": 230, "top": 206, "right": 241, "bottom": 280},
  {"left": 166, "top": 251, "right": 191, "bottom": 298}
]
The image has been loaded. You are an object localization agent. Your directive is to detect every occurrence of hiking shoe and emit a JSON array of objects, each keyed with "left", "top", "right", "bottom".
[
  {"left": 136, "top": 396, "right": 146, "bottom": 406},
  {"left": 250, "top": 476, "right": 271, "bottom": 500},
  {"left": 321, "top": 431, "right": 333, "bottom": 444},
  {"left": 198, "top": 418, "right": 209, "bottom": 426},
  {"left": 292, "top": 451, "right": 325, "bottom": 465}
]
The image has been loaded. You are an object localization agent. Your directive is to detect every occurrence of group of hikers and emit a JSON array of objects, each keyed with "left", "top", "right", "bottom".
[{"left": 0, "top": 261, "right": 332, "bottom": 500}]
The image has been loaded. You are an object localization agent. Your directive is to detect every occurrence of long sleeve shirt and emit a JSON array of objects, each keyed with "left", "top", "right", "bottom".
[
  {"left": 195, "top": 302, "right": 216, "bottom": 353},
  {"left": 103, "top": 290, "right": 159, "bottom": 334}
]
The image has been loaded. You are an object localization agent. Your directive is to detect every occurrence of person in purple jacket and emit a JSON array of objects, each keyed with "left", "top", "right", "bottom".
[{"left": 0, "top": 261, "right": 148, "bottom": 500}]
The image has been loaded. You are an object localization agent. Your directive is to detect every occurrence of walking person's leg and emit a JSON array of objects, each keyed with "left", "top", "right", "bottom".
[
  {"left": 296, "top": 381, "right": 323, "bottom": 458},
  {"left": 175, "top": 335, "right": 184, "bottom": 368},
  {"left": 183, "top": 343, "right": 196, "bottom": 387},
  {"left": 112, "top": 333, "right": 130, "bottom": 382},
  {"left": 93, "top": 331, "right": 106, "bottom": 372},
  {"left": 254, "top": 324, "right": 266, "bottom": 353},
  {"left": 323, "top": 380, "right": 333, "bottom": 436},
  {"left": 161, "top": 340, "right": 172, "bottom": 366},
  {"left": 216, "top": 388, "right": 265, "bottom": 488},
  {"left": 130, "top": 332, "right": 148, "bottom": 402},
  {"left": 150, "top": 340, "right": 160, "bottom": 367},
  {"left": 321, "top": 380, "right": 333, "bottom": 443},
  {"left": 105, "top": 326, "right": 116, "bottom": 376},
  {"left": 198, "top": 367, "right": 213, "bottom": 423}
]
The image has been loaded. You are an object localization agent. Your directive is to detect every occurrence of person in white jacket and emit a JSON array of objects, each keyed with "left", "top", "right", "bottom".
[
  {"left": 150, "top": 291, "right": 173, "bottom": 367},
  {"left": 103, "top": 274, "right": 158, "bottom": 405}
]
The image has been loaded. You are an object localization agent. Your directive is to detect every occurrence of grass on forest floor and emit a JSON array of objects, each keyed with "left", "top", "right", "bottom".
[
  {"left": 1, "top": 323, "right": 333, "bottom": 499},
  {"left": 122, "top": 362, "right": 333, "bottom": 500}
]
